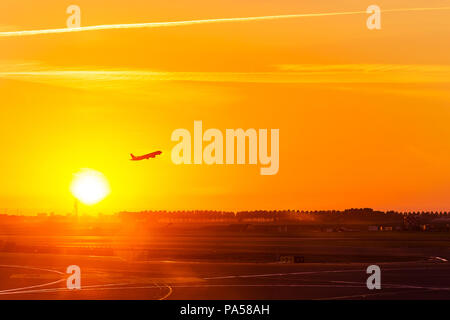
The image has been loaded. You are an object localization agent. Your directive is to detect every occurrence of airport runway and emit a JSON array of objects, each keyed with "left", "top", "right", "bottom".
[
  {"left": 0, "top": 254, "right": 449, "bottom": 299},
  {"left": 0, "top": 231, "right": 449, "bottom": 299}
]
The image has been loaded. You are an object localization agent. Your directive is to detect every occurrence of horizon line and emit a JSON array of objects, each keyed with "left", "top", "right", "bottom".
[{"left": 1, "top": 208, "right": 450, "bottom": 216}]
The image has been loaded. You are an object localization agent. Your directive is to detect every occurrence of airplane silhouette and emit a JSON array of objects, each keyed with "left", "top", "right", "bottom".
[{"left": 130, "top": 151, "right": 162, "bottom": 161}]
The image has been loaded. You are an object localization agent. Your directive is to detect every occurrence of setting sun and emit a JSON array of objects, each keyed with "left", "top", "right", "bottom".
[{"left": 70, "top": 169, "right": 110, "bottom": 205}]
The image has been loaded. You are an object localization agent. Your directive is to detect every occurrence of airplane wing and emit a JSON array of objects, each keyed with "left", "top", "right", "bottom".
[{"left": 148, "top": 151, "right": 161, "bottom": 158}]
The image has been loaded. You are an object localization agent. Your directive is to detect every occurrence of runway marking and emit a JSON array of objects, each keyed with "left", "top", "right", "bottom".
[
  {"left": 0, "top": 279, "right": 65, "bottom": 295},
  {"left": 159, "top": 285, "right": 173, "bottom": 300},
  {"left": 0, "top": 264, "right": 66, "bottom": 294},
  {"left": 320, "top": 279, "right": 450, "bottom": 300},
  {"left": 3, "top": 282, "right": 448, "bottom": 295},
  {"left": 204, "top": 269, "right": 357, "bottom": 280},
  {"left": 429, "top": 256, "right": 448, "bottom": 262},
  {"left": 0, "top": 264, "right": 65, "bottom": 275},
  {"left": 320, "top": 289, "right": 421, "bottom": 300},
  {"left": 0, "top": 283, "right": 371, "bottom": 295},
  {"left": 328, "top": 280, "right": 450, "bottom": 291},
  {"left": 0, "top": 263, "right": 447, "bottom": 298},
  {"left": 0, "top": 280, "right": 174, "bottom": 299},
  {"left": 204, "top": 268, "right": 370, "bottom": 279},
  {"left": 171, "top": 284, "right": 366, "bottom": 288},
  {"left": 203, "top": 266, "right": 447, "bottom": 280},
  {"left": 0, "top": 7, "right": 449, "bottom": 37},
  {"left": 0, "top": 280, "right": 448, "bottom": 297}
]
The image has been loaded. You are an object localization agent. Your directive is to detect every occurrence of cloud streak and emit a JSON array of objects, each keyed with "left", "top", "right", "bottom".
[
  {"left": 1, "top": 7, "right": 449, "bottom": 37},
  {"left": 1, "top": 64, "right": 450, "bottom": 89}
]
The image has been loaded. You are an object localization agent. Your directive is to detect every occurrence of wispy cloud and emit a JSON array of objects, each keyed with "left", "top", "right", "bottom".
[
  {"left": 1, "top": 64, "right": 450, "bottom": 89},
  {"left": 274, "top": 64, "right": 450, "bottom": 83},
  {"left": 277, "top": 64, "right": 450, "bottom": 73},
  {"left": 1, "top": 7, "right": 449, "bottom": 37}
]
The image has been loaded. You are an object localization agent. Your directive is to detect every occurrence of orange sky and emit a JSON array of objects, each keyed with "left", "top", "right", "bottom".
[{"left": 1, "top": 0, "right": 450, "bottom": 214}]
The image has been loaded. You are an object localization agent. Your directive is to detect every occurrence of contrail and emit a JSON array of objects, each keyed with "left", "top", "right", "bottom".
[{"left": 1, "top": 7, "right": 449, "bottom": 37}]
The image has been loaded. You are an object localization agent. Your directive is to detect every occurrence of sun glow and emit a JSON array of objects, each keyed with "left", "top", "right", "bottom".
[{"left": 70, "top": 169, "right": 110, "bottom": 205}]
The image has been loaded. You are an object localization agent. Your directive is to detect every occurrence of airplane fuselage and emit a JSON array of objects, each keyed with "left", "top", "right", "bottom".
[{"left": 130, "top": 151, "right": 162, "bottom": 161}]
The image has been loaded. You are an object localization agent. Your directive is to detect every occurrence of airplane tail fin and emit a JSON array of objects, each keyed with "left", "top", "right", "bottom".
[{"left": 130, "top": 153, "right": 136, "bottom": 160}]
